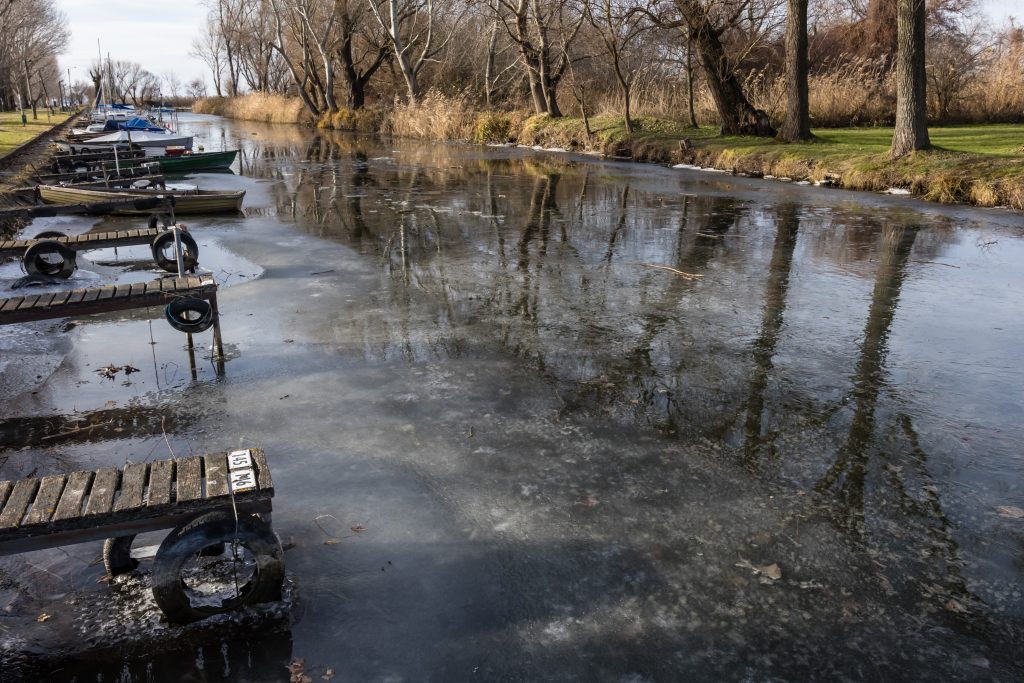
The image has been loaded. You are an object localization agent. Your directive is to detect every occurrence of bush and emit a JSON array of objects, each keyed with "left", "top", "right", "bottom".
[{"left": 473, "top": 112, "right": 515, "bottom": 143}]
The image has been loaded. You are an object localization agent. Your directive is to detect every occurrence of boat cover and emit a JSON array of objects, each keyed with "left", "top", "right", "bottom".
[{"left": 102, "top": 117, "right": 168, "bottom": 132}]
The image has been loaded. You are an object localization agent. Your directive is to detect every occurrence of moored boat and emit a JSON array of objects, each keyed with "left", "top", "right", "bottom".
[
  {"left": 37, "top": 184, "right": 245, "bottom": 214},
  {"left": 61, "top": 130, "right": 194, "bottom": 154},
  {"left": 158, "top": 150, "right": 238, "bottom": 172}
]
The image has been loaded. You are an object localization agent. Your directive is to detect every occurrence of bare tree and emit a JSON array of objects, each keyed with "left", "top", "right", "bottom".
[
  {"left": 192, "top": 15, "right": 227, "bottom": 97},
  {"left": 367, "top": 0, "right": 461, "bottom": 102},
  {"left": 0, "top": 0, "right": 69, "bottom": 118},
  {"left": 586, "top": 0, "right": 651, "bottom": 132},
  {"left": 164, "top": 72, "right": 183, "bottom": 101},
  {"left": 188, "top": 78, "right": 209, "bottom": 100},
  {"left": 337, "top": 0, "right": 390, "bottom": 109},
  {"left": 491, "top": 0, "right": 586, "bottom": 116}
]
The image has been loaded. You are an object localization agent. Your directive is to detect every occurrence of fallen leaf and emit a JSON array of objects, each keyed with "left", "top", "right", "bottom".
[
  {"left": 736, "top": 558, "right": 782, "bottom": 581},
  {"left": 577, "top": 496, "right": 599, "bottom": 508},
  {"left": 350, "top": 525, "right": 366, "bottom": 533},
  {"left": 322, "top": 669, "right": 336, "bottom": 681},
  {"left": 122, "top": 365, "right": 139, "bottom": 375},
  {"left": 288, "top": 659, "right": 311, "bottom": 683},
  {"left": 36, "top": 613, "right": 50, "bottom": 622},
  {"left": 995, "top": 505, "right": 1024, "bottom": 520},
  {"left": 96, "top": 364, "right": 120, "bottom": 379},
  {"left": 324, "top": 539, "right": 342, "bottom": 545}
]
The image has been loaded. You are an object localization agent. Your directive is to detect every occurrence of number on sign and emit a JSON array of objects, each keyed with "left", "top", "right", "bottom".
[
  {"left": 230, "top": 468, "right": 256, "bottom": 493},
  {"left": 228, "top": 449, "right": 253, "bottom": 471}
]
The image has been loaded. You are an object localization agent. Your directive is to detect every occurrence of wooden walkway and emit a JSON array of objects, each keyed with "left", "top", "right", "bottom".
[
  {"left": 0, "top": 274, "right": 216, "bottom": 324},
  {"left": 0, "top": 227, "right": 162, "bottom": 257},
  {"left": 0, "top": 449, "right": 273, "bottom": 554}
]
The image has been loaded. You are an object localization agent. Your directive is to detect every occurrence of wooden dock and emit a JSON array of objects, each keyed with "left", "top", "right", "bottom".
[
  {"left": 0, "top": 274, "right": 215, "bottom": 324},
  {"left": 0, "top": 226, "right": 162, "bottom": 257},
  {"left": 0, "top": 275, "right": 225, "bottom": 373},
  {"left": 0, "top": 449, "right": 272, "bottom": 555}
]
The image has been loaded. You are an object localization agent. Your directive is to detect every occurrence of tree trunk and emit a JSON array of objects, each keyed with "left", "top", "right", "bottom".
[
  {"left": 23, "top": 61, "right": 37, "bottom": 119},
  {"left": 485, "top": 21, "right": 498, "bottom": 107},
  {"left": 778, "top": 0, "right": 811, "bottom": 142},
  {"left": 684, "top": 5, "right": 774, "bottom": 136},
  {"left": 686, "top": 34, "right": 698, "bottom": 128},
  {"left": 890, "top": 0, "right": 930, "bottom": 158}
]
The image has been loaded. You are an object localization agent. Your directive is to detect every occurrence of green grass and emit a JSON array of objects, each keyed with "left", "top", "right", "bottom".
[
  {"left": 520, "top": 114, "right": 1024, "bottom": 209},
  {"left": 0, "top": 110, "right": 73, "bottom": 158}
]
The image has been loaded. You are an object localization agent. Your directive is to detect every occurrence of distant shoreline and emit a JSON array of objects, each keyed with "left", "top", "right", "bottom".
[{"left": 195, "top": 93, "right": 1018, "bottom": 213}]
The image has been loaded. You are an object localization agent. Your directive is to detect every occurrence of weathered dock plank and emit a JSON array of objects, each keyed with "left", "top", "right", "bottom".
[
  {"left": 203, "top": 453, "right": 229, "bottom": 498},
  {"left": 147, "top": 460, "right": 174, "bottom": 506},
  {"left": 0, "top": 479, "right": 39, "bottom": 529},
  {"left": 84, "top": 469, "right": 119, "bottom": 516},
  {"left": 52, "top": 471, "right": 95, "bottom": 521},
  {"left": 24, "top": 475, "right": 68, "bottom": 525},
  {"left": 175, "top": 457, "right": 202, "bottom": 502},
  {"left": 113, "top": 463, "right": 148, "bottom": 512}
]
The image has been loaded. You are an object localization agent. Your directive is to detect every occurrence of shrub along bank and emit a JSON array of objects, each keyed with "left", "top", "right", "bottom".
[{"left": 196, "top": 93, "right": 1024, "bottom": 211}]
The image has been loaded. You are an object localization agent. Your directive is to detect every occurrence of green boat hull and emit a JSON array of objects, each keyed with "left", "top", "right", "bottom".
[{"left": 157, "top": 150, "right": 238, "bottom": 173}]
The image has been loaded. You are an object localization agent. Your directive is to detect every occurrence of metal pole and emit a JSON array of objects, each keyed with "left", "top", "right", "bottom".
[{"left": 173, "top": 225, "right": 185, "bottom": 277}]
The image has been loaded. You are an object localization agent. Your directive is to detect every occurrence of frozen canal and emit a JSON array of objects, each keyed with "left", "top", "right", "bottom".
[{"left": 1, "top": 114, "right": 1023, "bottom": 681}]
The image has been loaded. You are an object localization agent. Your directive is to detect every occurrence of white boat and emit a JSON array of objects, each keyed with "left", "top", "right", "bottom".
[{"left": 68, "top": 130, "right": 194, "bottom": 154}]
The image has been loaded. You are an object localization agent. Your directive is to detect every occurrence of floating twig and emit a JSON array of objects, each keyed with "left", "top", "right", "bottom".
[
  {"left": 911, "top": 260, "right": 960, "bottom": 268},
  {"left": 638, "top": 263, "right": 703, "bottom": 280},
  {"left": 41, "top": 420, "right": 113, "bottom": 441}
]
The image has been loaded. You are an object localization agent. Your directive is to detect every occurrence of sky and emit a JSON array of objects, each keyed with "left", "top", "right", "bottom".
[
  {"left": 56, "top": 0, "right": 1021, "bottom": 93},
  {"left": 58, "top": 0, "right": 209, "bottom": 91}
]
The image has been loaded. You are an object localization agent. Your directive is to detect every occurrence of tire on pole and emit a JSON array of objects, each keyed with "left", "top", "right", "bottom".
[
  {"left": 151, "top": 511, "right": 284, "bottom": 624},
  {"left": 151, "top": 230, "right": 199, "bottom": 272},
  {"left": 165, "top": 297, "right": 214, "bottom": 334}
]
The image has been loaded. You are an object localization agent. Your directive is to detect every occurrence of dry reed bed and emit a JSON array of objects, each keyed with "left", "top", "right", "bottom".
[{"left": 193, "top": 93, "right": 312, "bottom": 125}]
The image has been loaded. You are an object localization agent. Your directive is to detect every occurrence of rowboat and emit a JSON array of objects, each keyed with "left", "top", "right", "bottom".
[
  {"left": 38, "top": 184, "right": 245, "bottom": 215},
  {"left": 158, "top": 150, "right": 238, "bottom": 173}
]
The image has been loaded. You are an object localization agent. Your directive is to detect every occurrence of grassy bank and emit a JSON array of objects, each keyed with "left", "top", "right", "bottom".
[
  {"left": 0, "top": 110, "right": 74, "bottom": 158},
  {"left": 199, "top": 93, "right": 1024, "bottom": 210},
  {"left": 514, "top": 115, "right": 1024, "bottom": 210}
]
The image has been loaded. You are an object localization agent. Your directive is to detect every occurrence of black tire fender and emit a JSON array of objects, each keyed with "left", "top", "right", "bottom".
[
  {"left": 164, "top": 296, "right": 214, "bottom": 334},
  {"left": 103, "top": 535, "right": 139, "bottom": 575},
  {"left": 151, "top": 511, "right": 284, "bottom": 624},
  {"left": 23, "top": 240, "right": 77, "bottom": 278},
  {"left": 151, "top": 230, "right": 199, "bottom": 272}
]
